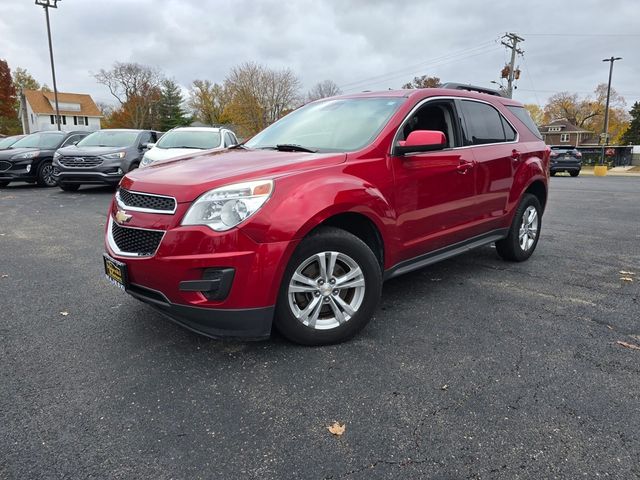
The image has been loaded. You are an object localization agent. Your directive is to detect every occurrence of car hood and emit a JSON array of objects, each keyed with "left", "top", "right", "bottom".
[
  {"left": 145, "top": 146, "right": 216, "bottom": 162},
  {"left": 121, "top": 148, "right": 347, "bottom": 202},
  {"left": 0, "top": 147, "right": 49, "bottom": 160},
  {"left": 57, "top": 145, "right": 129, "bottom": 156}
]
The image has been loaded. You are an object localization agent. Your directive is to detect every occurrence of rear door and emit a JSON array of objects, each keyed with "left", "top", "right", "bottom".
[{"left": 457, "top": 99, "right": 517, "bottom": 230}]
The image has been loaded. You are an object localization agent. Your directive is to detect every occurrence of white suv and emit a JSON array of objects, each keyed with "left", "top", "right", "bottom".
[{"left": 140, "top": 127, "right": 238, "bottom": 167}]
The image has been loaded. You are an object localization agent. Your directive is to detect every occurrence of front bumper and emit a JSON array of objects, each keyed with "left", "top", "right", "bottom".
[
  {"left": 127, "top": 283, "right": 274, "bottom": 339},
  {"left": 0, "top": 160, "right": 36, "bottom": 182},
  {"left": 104, "top": 207, "right": 296, "bottom": 339},
  {"left": 55, "top": 170, "right": 123, "bottom": 185}
]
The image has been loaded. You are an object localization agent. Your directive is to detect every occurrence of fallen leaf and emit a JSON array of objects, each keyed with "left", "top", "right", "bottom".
[
  {"left": 327, "top": 422, "right": 345, "bottom": 436},
  {"left": 620, "top": 277, "right": 634, "bottom": 282},
  {"left": 60, "top": 311, "right": 69, "bottom": 316},
  {"left": 619, "top": 270, "right": 636, "bottom": 275},
  {"left": 617, "top": 341, "right": 640, "bottom": 351},
  {"left": 441, "top": 384, "right": 449, "bottom": 390},
  {"left": 1, "top": 274, "right": 8, "bottom": 278}
]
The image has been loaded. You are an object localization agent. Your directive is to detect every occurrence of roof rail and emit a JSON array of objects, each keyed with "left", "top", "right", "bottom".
[{"left": 440, "top": 82, "right": 506, "bottom": 97}]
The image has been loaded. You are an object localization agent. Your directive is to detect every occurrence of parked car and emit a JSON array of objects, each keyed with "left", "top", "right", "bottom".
[
  {"left": 140, "top": 127, "right": 238, "bottom": 167},
  {"left": 0, "top": 131, "right": 88, "bottom": 188},
  {"left": 0, "top": 135, "right": 26, "bottom": 150},
  {"left": 53, "top": 129, "right": 161, "bottom": 191},
  {"left": 549, "top": 147, "right": 582, "bottom": 176},
  {"left": 103, "top": 84, "right": 549, "bottom": 345}
]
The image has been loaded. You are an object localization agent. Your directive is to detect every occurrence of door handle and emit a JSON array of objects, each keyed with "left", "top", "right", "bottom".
[
  {"left": 511, "top": 149, "right": 521, "bottom": 161},
  {"left": 456, "top": 160, "right": 474, "bottom": 174}
]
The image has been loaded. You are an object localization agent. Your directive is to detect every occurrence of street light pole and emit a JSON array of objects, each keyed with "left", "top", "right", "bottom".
[
  {"left": 36, "top": 0, "right": 61, "bottom": 131},
  {"left": 599, "top": 56, "right": 622, "bottom": 166}
]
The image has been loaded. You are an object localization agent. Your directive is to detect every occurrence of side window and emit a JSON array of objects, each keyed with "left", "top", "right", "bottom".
[
  {"left": 398, "top": 100, "right": 460, "bottom": 148},
  {"left": 460, "top": 100, "right": 507, "bottom": 145},
  {"left": 501, "top": 116, "right": 517, "bottom": 141},
  {"left": 224, "top": 132, "right": 235, "bottom": 147},
  {"left": 62, "top": 134, "right": 82, "bottom": 147},
  {"left": 138, "top": 132, "right": 152, "bottom": 146}
]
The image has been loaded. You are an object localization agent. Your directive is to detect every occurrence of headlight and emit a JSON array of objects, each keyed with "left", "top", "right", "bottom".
[
  {"left": 11, "top": 150, "right": 40, "bottom": 160},
  {"left": 140, "top": 156, "right": 153, "bottom": 167},
  {"left": 102, "top": 151, "right": 126, "bottom": 159},
  {"left": 181, "top": 180, "right": 274, "bottom": 231},
  {"left": 53, "top": 151, "right": 61, "bottom": 159}
]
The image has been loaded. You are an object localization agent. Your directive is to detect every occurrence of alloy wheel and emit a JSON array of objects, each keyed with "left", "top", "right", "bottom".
[{"left": 518, "top": 205, "right": 539, "bottom": 251}]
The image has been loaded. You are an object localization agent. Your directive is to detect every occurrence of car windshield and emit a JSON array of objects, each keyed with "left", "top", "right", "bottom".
[
  {"left": 245, "top": 97, "right": 406, "bottom": 153},
  {"left": 11, "top": 132, "right": 65, "bottom": 149},
  {"left": 0, "top": 136, "right": 20, "bottom": 149},
  {"left": 77, "top": 131, "right": 139, "bottom": 148},
  {"left": 156, "top": 130, "right": 221, "bottom": 149}
]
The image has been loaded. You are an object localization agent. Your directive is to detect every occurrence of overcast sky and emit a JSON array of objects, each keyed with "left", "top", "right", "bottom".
[{"left": 2, "top": 0, "right": 639, "bottom": 110}]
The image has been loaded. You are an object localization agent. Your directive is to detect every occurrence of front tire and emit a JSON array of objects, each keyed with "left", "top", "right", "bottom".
[
  {"left": 570, "top": 171, "right": 579, "bottom": 177},
  {"left": 496, "top": 193, "right": 542, "bottom": 262},
  {"left": 0, "top": 180, "right": 10, "bottom": 188},
  {"left": 275, "top": 227, "right": 382, "bottom": 345},
  {"left": 36, "top": 161, "right": 57, "bottom": 187},
  {"left": 59, "top": 183, "right": 80, "bottom": 192}
]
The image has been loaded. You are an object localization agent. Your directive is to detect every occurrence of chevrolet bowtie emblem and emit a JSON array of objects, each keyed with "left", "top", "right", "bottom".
[{"left": 115, "top": 209, "right": 132, "bottom": 224}]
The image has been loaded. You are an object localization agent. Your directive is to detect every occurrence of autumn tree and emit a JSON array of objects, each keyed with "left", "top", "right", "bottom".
[
  {"left": 223, "top": 62, "right": 301, "bottom": 137},
  {"left": 306, "top": 80, "right": 342, "bottom": 102},
  {"left": 95, "top": 62, "right": 164, "bottom": 128},
  {"left": 0, "top": 60, "right": 21, "bottom": 135},
  {"left": 188, "top": 79, "right": 231, "bottom": 125},
  {"left": 620, "top": 102, "right": 640, "bottom": 145},
  {"left": 12, "top": 67, "right": 40, "bottom": 92},
  {"left": 402, "top": 75, "right": 441, "bottom": 89},
  {"left": 158, "top": 79, "right": 190, "bottom": 131},
  {"left": 523, "top": 104, "right": 546, "bottom": 126}
]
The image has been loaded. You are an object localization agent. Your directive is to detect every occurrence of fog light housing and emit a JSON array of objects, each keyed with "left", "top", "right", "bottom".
[
  {"left": 25, "top": 164, "right": 31, "bottom": 173},
  {"left": 117, "top": 168, "right": 123, "bottom": 175}
]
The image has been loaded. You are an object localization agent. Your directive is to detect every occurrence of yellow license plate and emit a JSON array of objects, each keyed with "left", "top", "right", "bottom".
[{"left": 103, "top": 254, "right": 128, "bottom": 290}]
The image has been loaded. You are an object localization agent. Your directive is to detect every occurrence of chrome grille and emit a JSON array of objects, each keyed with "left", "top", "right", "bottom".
[
  {"left": 111, "top": 221, "right": 164, "bottom": 256},
  {"left": 59, "top": 156, "right": 103, "bottom": 168},
  {"left": 0, "top": 161, "right": 11, "bottom": 172},
  {"left": 117, "top": 188, "right": 176, "bottom": 213}
]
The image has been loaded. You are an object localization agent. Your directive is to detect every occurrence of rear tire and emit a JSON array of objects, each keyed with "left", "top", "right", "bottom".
[
  {"left": 59, "top": 184, "right": 80, "bottom": 192},
  {"left": 570, "top": 171, "right": 579, "bottom": 177},
  {"left": 274, "top": 227, "right": 382, "bottom": 345},
  {"left": 496, "top": 193, "right": 542, "bottom": 262},
  {"left": 550, "top": 171, "right": 556, "bottom": 177},
  {"left": 36, "top": 161, "right": 57, "bottom": 187}
]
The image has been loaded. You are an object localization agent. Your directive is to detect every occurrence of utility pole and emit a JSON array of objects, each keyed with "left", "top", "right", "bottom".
[
  {"left": 501, "top": 33, "right": 524, "bottom": 99},
  {"left": 599, "top": 56, "right": 622, "bottom": 166},
  {"left": 36, "top": 0, "right": 61, "bottom": 131}
]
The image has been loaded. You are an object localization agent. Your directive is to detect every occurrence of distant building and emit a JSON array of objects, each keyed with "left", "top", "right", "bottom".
[
  {"left": 19, "top": 89, "right": 102, "bottom": 134},
  {"left": 540, "top": 119, "right": 593, "bottom": 147}
]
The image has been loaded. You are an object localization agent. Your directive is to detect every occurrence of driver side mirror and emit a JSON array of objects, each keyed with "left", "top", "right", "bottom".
[
  {"left": 141, "top": 142, "right": 155, "bottom": 150},
  {"left": 395, "top": 130, "right": 447, "bottom": 156}
]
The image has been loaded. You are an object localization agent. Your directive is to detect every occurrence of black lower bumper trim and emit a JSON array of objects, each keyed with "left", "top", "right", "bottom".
[{"left": 127, "top": 283, "right": 274, "bottom": 340}]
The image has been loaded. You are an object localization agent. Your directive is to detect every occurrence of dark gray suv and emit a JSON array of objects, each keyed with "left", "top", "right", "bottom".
[{"left": 53, "top": 129, "right": 161, "bottom": 191}]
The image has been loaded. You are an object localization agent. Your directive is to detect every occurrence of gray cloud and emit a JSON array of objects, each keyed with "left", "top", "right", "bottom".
[{"left": 1, "top": 0, "right": 638, "bottom": 108}]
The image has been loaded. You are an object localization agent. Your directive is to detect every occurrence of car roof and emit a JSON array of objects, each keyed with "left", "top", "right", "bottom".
[
  {"left": 326, "top": 87, "right": 523, "bottom": 107},
  {"left": 167, "top": 127, "right": 223, "bottom": 133}
]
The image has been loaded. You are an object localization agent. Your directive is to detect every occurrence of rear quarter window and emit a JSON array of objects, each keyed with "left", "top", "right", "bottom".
[{"left": 507, "top": 106, "right": 543, "bottom": 140}]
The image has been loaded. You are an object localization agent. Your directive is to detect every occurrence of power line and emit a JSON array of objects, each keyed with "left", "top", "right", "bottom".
[
  {"left": 339, "top": 41, "right": 502, "bottom": 92},
  {"left": 522, "top": 33, "right": 640, "bottom": 37}
]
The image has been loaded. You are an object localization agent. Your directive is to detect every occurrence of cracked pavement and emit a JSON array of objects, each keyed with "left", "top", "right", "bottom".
[{"left": 1, "top": 176, "right": 639, "bottom": 479}]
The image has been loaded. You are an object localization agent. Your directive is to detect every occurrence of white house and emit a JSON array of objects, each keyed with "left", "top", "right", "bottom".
[{"left": 19, "top": 89, "right": 102, "bottom": 134}]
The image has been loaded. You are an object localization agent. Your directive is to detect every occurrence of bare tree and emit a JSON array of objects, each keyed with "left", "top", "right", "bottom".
[
  {"left": 94, "top": 62, "right": 163, "bottom": 128},
  {"left": 306, "top": 80, "right": 342, "bottom": 102},
  {"left": 402, "top": 75, "right": 441, "bottom": 89},
  {"left": 224, "top": 62, "right": 301, "bottom": 136}
]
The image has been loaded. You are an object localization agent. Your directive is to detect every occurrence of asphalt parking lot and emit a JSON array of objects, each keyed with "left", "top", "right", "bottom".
[{"left": 1, "top": 176, "right": 639, "bottom": 479}]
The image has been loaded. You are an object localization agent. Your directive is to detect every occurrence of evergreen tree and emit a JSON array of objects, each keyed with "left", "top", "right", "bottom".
[
  {"left": 621, "top": 102, "right": 640, "bottom": 145},
  {"left": 0, "top": 59, "right": 21, "bottom": 135},
  {"left": 158, "top": 79, "right": 189, "bottom": 131}
]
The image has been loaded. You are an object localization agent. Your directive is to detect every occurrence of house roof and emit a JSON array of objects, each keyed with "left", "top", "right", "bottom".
[
  {"left": 23, "top": 89, "right": 102, "bottom": 117},
  {"left": 540, "top": 119, "right": 591, "bottom": 134}
]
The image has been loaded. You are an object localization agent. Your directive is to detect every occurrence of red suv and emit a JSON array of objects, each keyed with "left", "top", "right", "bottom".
[{"left": 104, "top": 84, "right": 549, "bottom": 345}]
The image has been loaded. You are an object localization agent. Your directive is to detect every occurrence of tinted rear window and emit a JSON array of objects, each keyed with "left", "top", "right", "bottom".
[
  {"left": 460, "top": 100, "right": 506, "bottom": 145},
  {"left": 507, "top": 106, "right": 543, "bottom": 140}
]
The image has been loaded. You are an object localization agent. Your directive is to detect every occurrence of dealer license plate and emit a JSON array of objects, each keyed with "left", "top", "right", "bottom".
[{"left": 103, "top": 253, "right": 128, "bottom": 290}]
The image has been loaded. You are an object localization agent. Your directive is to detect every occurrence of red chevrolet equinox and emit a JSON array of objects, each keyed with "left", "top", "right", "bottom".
[{"left": 104, "top": 84, "right": 549, "bottom": 345}]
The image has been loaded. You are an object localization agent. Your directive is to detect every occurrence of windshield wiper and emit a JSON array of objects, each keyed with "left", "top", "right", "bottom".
[
  {"left": 228, "top": 143, "right": 247, "bottom": 149},
  {"left": 171, "top": 146, "right": 202, "bottom": 149},
  {"left": 274, "top": 144, "right": 317, "bottom": 153}
]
